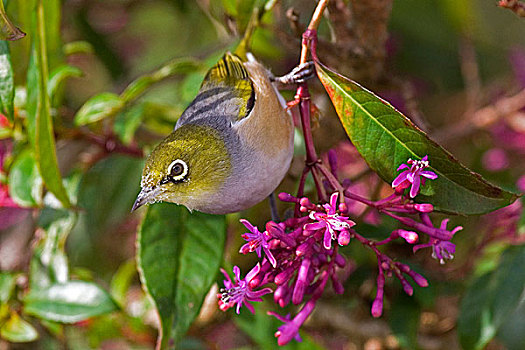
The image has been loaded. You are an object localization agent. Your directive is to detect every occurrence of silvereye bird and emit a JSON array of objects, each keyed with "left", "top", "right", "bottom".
[{"left": 132, "top": 53, "right": 310, "bottom": 214}]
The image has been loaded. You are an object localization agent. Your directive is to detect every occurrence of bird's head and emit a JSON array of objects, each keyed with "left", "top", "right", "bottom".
[{"left": 132, "top": 124, "right": 231, "bottom": 212}]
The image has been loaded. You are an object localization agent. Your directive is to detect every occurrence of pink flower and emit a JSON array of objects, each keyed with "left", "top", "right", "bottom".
[
  {"left": 218, "top": 264, "right": 272, "bottom": 314},
  {"left": 268, "top": 299, "right": 316, "bottom": 345},
  {"left": 413, "top": 219, "right": 462, "bottom": 264},
  {"left": 239, "top": 219, "right": 276, "bottom": 267},
  {"left": 392, "top": 155, "right": 438, "bottom": 198},
  {"left": 303, "top": 192, "right": 355, "bottom": 249}
]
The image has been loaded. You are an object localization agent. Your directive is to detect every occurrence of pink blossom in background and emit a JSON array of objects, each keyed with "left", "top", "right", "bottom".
[
  {"left": 482, "top": 148, "right": 510, "bottom": 172},
  {"left": 517, "top": 175, "right": 525, "bottom": 193},
  {"left": 509, "top": 47, "right": 525, "bottom": 88}
]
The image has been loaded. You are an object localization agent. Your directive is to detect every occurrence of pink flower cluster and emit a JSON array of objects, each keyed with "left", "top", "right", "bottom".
[{"left": 218, "top": 155, "right": 461, "bottom": 345}]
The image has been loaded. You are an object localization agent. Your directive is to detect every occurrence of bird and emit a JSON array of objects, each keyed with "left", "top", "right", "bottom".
[{"left": 132, "top": 52, "right": 312, "bottom": 214}]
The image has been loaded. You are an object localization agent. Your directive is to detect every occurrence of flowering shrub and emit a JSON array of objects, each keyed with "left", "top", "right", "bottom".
[
  {"left": 218, "top": 152, "right": 464, "bottom": 344},
  {"left": 1, "top": 1, "right": 524, "bottom": 349}
]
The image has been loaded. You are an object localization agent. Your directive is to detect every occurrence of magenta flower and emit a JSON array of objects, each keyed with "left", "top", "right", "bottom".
[
  {"left": 239, "top": 219, "right": 277, "bottom": 267},
  {"left": 392, "top": 155, "right": 438, "bottom": 198},
  {"left": 304, "top": 192, "right": 355, "bottom": 249},
  {"left": 268, "top": 299, "right": 316, "bottom": 345},
  {"left": 414, "top": 219, "right": 462, "bottom": 264},
  {"left": 218, "top": 264, "right": 272, "bottom": 314}
]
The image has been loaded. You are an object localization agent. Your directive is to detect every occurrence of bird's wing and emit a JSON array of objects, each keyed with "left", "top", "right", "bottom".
[{"left": 175, "top": 53, "right": 255, "bottom": 129}]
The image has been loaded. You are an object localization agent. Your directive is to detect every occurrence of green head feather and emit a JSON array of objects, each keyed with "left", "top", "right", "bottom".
[{"left": 138, "top": 124, "right": 231, "bottom": 209}]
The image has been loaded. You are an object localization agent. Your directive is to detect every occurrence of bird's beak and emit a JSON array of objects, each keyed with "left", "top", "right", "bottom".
[{"left": 132, "top": 187, "right": 158, "bottom": 212}]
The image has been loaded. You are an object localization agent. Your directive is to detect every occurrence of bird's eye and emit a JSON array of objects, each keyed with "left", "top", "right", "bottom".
[{"left": 167, "top": 159, "right": 188, "bottom": 182}]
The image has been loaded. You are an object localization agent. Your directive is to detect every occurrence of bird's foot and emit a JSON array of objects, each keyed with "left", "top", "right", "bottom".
[{"left": 273, "top": 61, "right": 315, "bottom": 87}]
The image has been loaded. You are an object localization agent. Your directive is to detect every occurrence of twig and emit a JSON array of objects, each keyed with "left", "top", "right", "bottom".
[{"left": 434, "top": 88, "right": 525, "bottom": 142}]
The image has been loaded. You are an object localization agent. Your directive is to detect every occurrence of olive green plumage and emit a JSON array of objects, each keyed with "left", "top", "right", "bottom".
[{"left": 133, "top": 52, "right": 294, "bottom": 214}]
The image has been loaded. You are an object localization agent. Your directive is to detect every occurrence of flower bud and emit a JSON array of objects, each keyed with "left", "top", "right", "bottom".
[
  {"left": 296, "top": 242, "right": 310, "bottom": 257},
  {"left": 331, "top": 275, "right": 344, "bottom": 294},
  {"left": 334, "top": 254, "right": 346, "bottom": 268},
  {"left": 278, "top": 192, "right": 297, "bottom": 202},
  {"left": 371, "top": 298, "right": 383, "bottom": 318},
  {"left": 299, "top": 197, "right": 312, "bottom": 207},
  {"left": 275, "top": 268, "right": 294, "bottom": 285},
  {"left": 414, "top": 203, "right": 434, "bottom": 213},
  {"left": 400, "top": 279, "right": 413, "bottom": 296},
  {"left": 398, "top": 229, "right": 419, "bottom": 244},
  {"left": 337, "top": 230, "right": 351, "bottom": 246}
]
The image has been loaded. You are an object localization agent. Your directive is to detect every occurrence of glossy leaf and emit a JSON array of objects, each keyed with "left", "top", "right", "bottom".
[
  {"left": 24, "top": 281, "right": 118, "bottom": 323},
  {"left": 74, "top": 92, "right": 124, "bottom": 126},
  {"left": 0, "top": 41, "right": 14, "bottom": 121},
  {"left": 0, "top": 273, "right": 16, "bottom": 303},
  {"left": 7, "top": 149, "right": 43, "bottom": 207},
  {"left": 48, "top": 64, "right": 82, "bottom": 101},
  {"left": 457, "top": 245, "right": 525, "bottom": 349},
  {"left": 30, "top": 209, "right": 77, "bottom": 290},
  {"left": 315, "top": 61, "right": 519, "bottom": 215},
  {"left": 137, "top": 203, "right": 226, "bottom": 348},
  {"left": 0, "top": 312, "right": 38, "bottom": 343},
  {"left": 26, "top": 0, "right": 71, "bottom": 208},
  {"left": 43, "top": 0, "right": 62, "bottom": 71},
  {"left": 0, "top": 0, "right": 26, "bottom": 41}
]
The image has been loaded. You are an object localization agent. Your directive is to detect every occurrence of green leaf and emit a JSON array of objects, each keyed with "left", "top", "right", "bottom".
[
  {"left": 0, "top": 41, "right": 14, "bottom": 121},
  {"left": 42, "top": 0, "right": 62, "bottom": 71},
  {"left": 0, "top": 273, "right": 16, "bottom": 304},
  {"left": 0, "top": 0, "right": 26, "bottom": 41},
  {"left": 315, "top": 61, "right": 519, "bottom": 215},
  {"left": 389, "top": 293, "right": 421, "bottom": 349},
  {"left": 457, "top": 245, "right": 525, "bottom": 349},
  {"left": 26, "top": 0, "right": 71, "bottom": 208},
  {"left": 0, "top": 312, "right": 38, "bottom": 343},
  {"left": 29, "top": 209, "right": 77, "bottom": 290},
  {"left": 48, "top": 64, "right": 82, "bottom": 101},
  {"left": 496, "top": 300, "right": 525, "bottom": 350},
  {"left": 120, "top": 58, "right": 204, "bottom": 103},
  {"left": 114, "top": 104, "right": 144, "bottom": 145},
  {"left": 74, "top": 92, "right": 124, "bottom": 126},
  {"left": 63, "top": 40, "right": 94, "bottom": 56},
  {"left": 7, "top": 149, "right": 43, "bottom": 207},
  {"left": 137, "top": 203, "right": 226, "bottom": 349},
  {"left": 24, "top": 281, "right": 118, "bottom": 323},
  {"left": 110, "top": 259, "right": 136, "bottom": 308}
]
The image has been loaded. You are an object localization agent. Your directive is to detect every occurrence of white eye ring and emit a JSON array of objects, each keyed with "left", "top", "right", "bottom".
[{"left": 167, "top": 159, "right": 188, "bottom": 181}]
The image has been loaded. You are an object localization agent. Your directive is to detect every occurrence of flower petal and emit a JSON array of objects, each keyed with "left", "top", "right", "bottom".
[
  {"left": 392, "top": 170, "right": 409, "bottom": 187},
  {"left": 246, "top": 263, "right": 261, "bottom": 282},
  {"left": 240, "top": 219, "right": 257, "bottom": 233},
  {"left": 233, "top": 266, "right": 241, "bottom": 281},
  {"left": 329, "top": 192, "right": 338, "bottom": 214},
  {"left": 304, "top": 221, "right": 326, "bottom": 231},
  {"left": 323, "top": 227, "right": 332, "bottom": 250},
  {"left": 264, "top": 247, "right": 277, "bottom": 268},
  {"left": 420, "top": 170, "right": 438, "bottom": 179},
  {"left": 409, "top": 174, "right": 421, "bottom": 198},
  {"left": 397, "top": 163, "right": 409, "bottom": 171}
]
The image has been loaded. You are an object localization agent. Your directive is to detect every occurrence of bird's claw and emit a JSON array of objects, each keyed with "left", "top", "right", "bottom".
[{"left": 274, "top": 61, "right": 315, "bottom": 86}]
